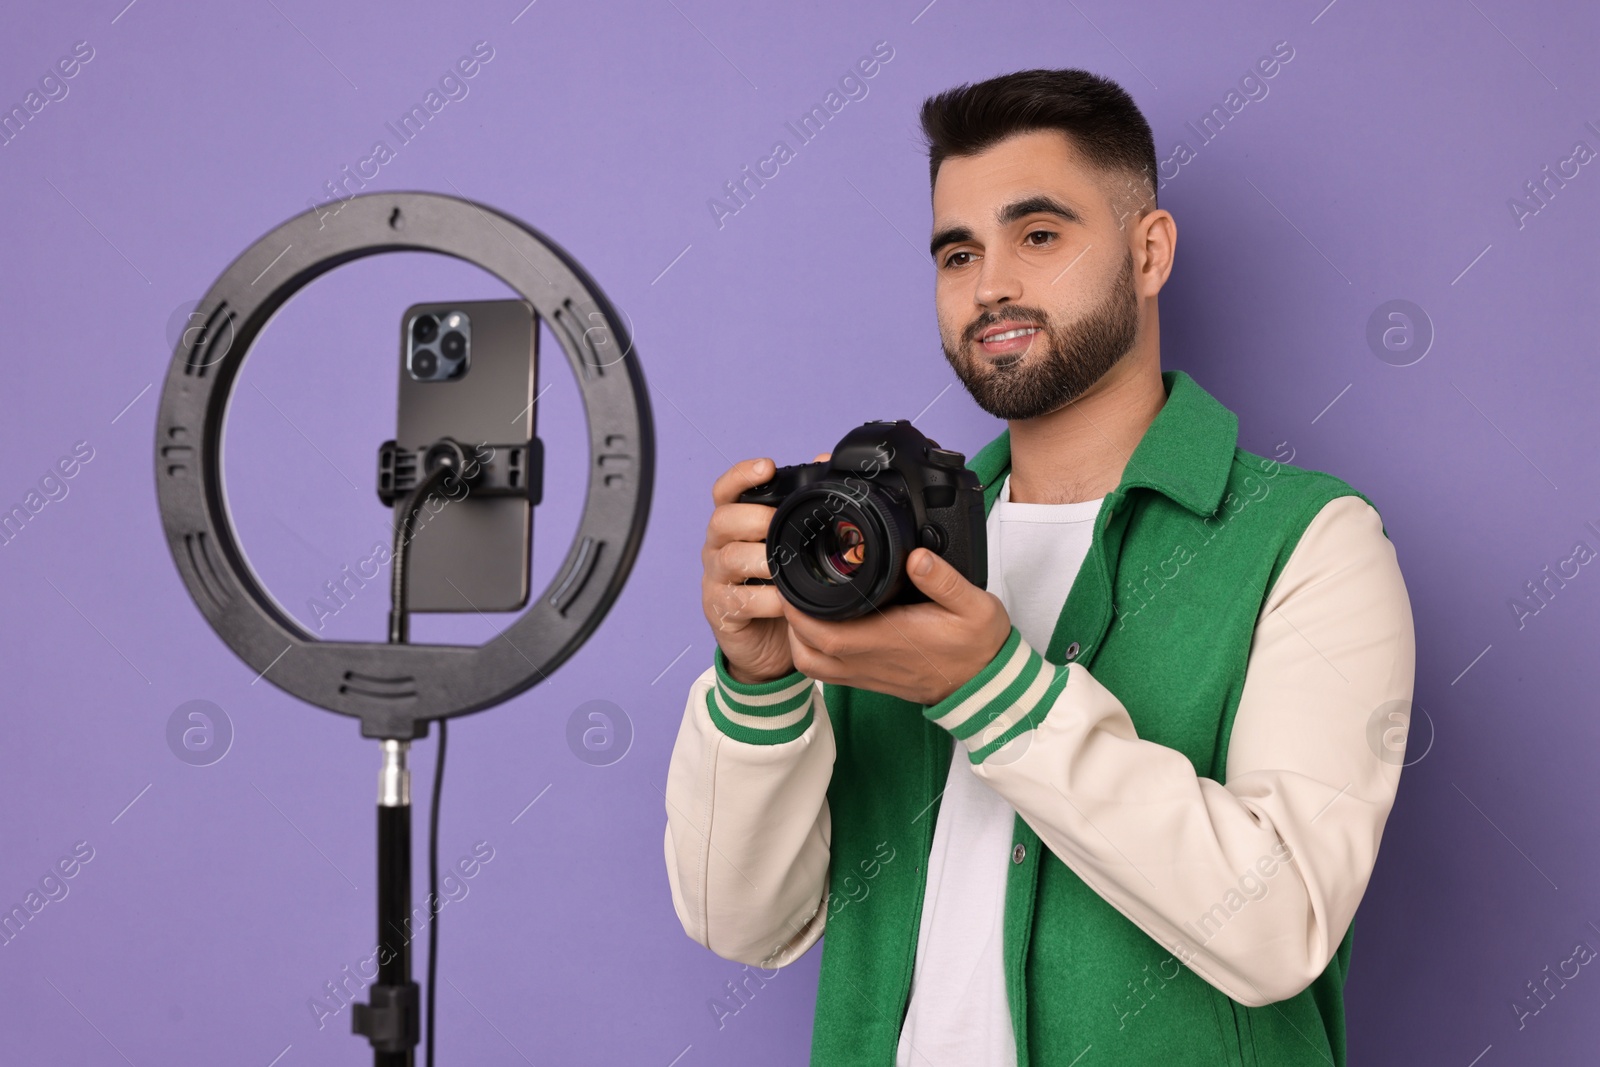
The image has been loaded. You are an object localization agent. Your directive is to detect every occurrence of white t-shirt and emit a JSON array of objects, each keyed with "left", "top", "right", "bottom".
[{"left": 895, "top": 471, "right": 1103, "bottom": 1067}]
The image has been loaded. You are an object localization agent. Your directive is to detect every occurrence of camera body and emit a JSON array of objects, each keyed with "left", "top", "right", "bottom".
[{"left": 737, "top": 420, "right": 987, "bottom": 621}]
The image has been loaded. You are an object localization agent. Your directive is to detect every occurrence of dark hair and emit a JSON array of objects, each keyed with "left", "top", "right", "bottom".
[{"left": 919, "top": 68, "right": 1158, "bottom": 212}]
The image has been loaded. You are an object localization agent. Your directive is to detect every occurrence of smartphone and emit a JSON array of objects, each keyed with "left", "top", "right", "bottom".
[{"left": 394, "top": 298, "right": 538, "bottom": 613}]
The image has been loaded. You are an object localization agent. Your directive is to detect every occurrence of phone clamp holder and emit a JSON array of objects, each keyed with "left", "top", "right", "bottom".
[{"left": 375, "top": 435, "right": 545, "bottom": 507}]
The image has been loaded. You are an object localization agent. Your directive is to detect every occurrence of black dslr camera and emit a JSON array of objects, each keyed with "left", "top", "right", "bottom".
[{"left": 737, "top": 420, "right": 987, "bottom": 621}]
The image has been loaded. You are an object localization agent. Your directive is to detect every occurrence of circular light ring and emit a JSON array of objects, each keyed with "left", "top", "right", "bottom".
[{"left": 154, "top": 191, "right": 654, "bottom": 739}]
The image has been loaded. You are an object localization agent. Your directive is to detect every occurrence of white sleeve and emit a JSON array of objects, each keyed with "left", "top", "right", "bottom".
[
  {"left": 663, "top": 659, "right": 835, "bottom": 968},
  {"left": 922, "top": 494, "right": 1415, "bottom": 1006}
]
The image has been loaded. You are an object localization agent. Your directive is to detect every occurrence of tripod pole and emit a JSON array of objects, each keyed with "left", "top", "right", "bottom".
[
  {"left": 353, "top": 739, "right": 421, "bottom": 1064},
  {"left": 352, "top": 455, "right": 450, "bottom": 1065}
]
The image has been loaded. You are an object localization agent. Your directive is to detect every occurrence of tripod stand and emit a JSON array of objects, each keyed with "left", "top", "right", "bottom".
[{"left": 153, "top": 189, "right": 654, "bottom": 1067}]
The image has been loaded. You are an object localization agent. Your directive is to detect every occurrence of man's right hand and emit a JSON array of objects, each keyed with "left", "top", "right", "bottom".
[{"left": 702, "top": 453, "right": 830, "bottom": 685}]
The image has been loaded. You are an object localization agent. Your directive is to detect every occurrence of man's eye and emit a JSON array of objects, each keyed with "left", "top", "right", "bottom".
[
  {"left": 943, "top": 250, "right": 973, "bottom": 268},
  {"left": 1026, "top": 230, "right": 1056, "bottom": 246}
]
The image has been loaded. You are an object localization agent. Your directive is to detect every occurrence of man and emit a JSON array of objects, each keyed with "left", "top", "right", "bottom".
[{"left": 664, "top": 67, "right": 1414, "bottom": 1067}]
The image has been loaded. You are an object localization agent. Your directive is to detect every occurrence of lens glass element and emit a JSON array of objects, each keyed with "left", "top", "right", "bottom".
[{"left": 818, "top": 518, "right": 866, "bottom": 580}]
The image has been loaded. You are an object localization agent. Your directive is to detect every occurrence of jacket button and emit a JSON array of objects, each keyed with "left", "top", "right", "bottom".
[
  {"left": 1012, "top": 843, "right": 1026, "bottom": 864},
  {"left": 1064, "top": 641, "right": 1081, "bottom": 662}
]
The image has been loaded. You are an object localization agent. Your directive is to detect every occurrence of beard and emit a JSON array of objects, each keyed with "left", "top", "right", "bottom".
[{"left": 940, "top": 248, "right": 1140, "bottom": 421}]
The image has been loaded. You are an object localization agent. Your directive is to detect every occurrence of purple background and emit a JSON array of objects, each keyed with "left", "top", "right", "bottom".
[{"left": 2, "top": 0, "right": 1596, "bottom": 1063}]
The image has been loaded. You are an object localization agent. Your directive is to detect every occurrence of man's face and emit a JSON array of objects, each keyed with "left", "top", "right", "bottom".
[{"left": 929, "top": 128, "right": 1151, "bottom": 421}]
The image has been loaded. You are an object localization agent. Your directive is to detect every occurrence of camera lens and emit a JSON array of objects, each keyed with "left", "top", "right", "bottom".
[
  {"left": 412, "top": 348, "right": 438, "bottom": 378},
  {"left": 413, "top": 314, "right": 439, "bottom": 345},
  {"left": 817, "top": 518, "right": 867, "bottom": 580},
  {"left": 769, "top": 482, "right": 914, "bottom": 621},
  {"left": 439, "top": 330, "right": 466, "bottom": 360}
]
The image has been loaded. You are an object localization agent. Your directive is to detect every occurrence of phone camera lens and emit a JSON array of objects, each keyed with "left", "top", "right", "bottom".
[
  {"left": 412, "top": 314, "right": 439, "bottom": 345},
  {"left": 439, "top": 330, "right": 466, "bottom": 360},
  {"left": 412, "top": 348, "right": 439, "bottom": 378}
]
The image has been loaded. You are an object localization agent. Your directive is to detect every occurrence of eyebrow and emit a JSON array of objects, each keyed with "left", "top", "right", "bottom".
[{"left": 928, "top": 194, "right": 1085, "bottom": 260}]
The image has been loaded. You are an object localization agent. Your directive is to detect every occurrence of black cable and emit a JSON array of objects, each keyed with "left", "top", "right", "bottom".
[
  {"left": 386, "top": 460, "right": 454, "bottom": 1066},
  {"left": 389, "top": 462, "right": 454, "bottom": 644},
  {"left": 427, "top": 717, "right": 446, "bottom": 1067}
]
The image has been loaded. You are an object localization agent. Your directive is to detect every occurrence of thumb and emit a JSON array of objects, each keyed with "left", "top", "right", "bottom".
[{"left": 907, "top": 548, "right": 971, "bottom": 611}]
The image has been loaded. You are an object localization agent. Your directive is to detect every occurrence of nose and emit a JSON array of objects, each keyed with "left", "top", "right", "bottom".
[{"left": 973, "top": 243, "right": 1023, "bottom": 311}]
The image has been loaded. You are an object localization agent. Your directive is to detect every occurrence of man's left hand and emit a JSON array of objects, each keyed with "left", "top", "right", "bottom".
[{"left": 781, "top": 546, "right": 1013, "bottom": 707}]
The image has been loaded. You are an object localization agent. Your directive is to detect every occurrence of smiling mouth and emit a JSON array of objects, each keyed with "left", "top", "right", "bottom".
[
  {"left": 975, "top": 323, "right": 1042, "bottom": 356},
  {"left": 982, "top": 326, "right": 1039, "bottom": 343}
]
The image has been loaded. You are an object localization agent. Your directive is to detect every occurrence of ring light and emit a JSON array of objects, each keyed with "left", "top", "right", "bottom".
[{"left": 154, "top": 190, "right": 654, "bottom": 740}]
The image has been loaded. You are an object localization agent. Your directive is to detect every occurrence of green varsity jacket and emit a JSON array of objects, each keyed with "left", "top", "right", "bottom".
[{"left": 665, "top": 369, "right": 1414, "bottom": 1066}]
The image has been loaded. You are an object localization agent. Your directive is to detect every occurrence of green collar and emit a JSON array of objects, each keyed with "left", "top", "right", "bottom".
[{"left": 967, "top": 369, "right": 1240, "bottom": 517}]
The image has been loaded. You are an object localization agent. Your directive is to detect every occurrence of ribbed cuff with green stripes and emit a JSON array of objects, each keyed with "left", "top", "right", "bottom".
[
  {"left": 706, "top": 645, "right": 816, "bottom": 745},
  {"left": 921, "top": 625, "right": 1071, "bottom": 764}
]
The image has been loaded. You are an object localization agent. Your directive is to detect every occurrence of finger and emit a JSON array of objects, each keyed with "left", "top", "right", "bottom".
[
  {"left": 780, "top": 600, "right": 825, "bottom": 649},
  {"left": 705, "top": 501, "right": 779, "bottom": 550},
  {"left": 707, "top": 582, "right": 787, "bottom": 627},
  {"left": 781, "top": 599, "right": 867, "bottom": 658},
  {"left": 904, "top": 547, "right": 975, "bottom": 613},
  {"left": 711, "top": 457, "right": 778, "bottom": 507},
  {"left": 813, "top": 452, "right": 832, "bottom": 463},
  {"left": 706, "top": 539, "right": 773, "bottom": 584},
  {"left": 785, "top": 611, "right": 850, "bottom": 677}
]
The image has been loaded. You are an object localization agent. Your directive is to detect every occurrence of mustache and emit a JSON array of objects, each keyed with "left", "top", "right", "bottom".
[{"left": 963, "top": 307, "right": 1049, "bottom": 345}]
